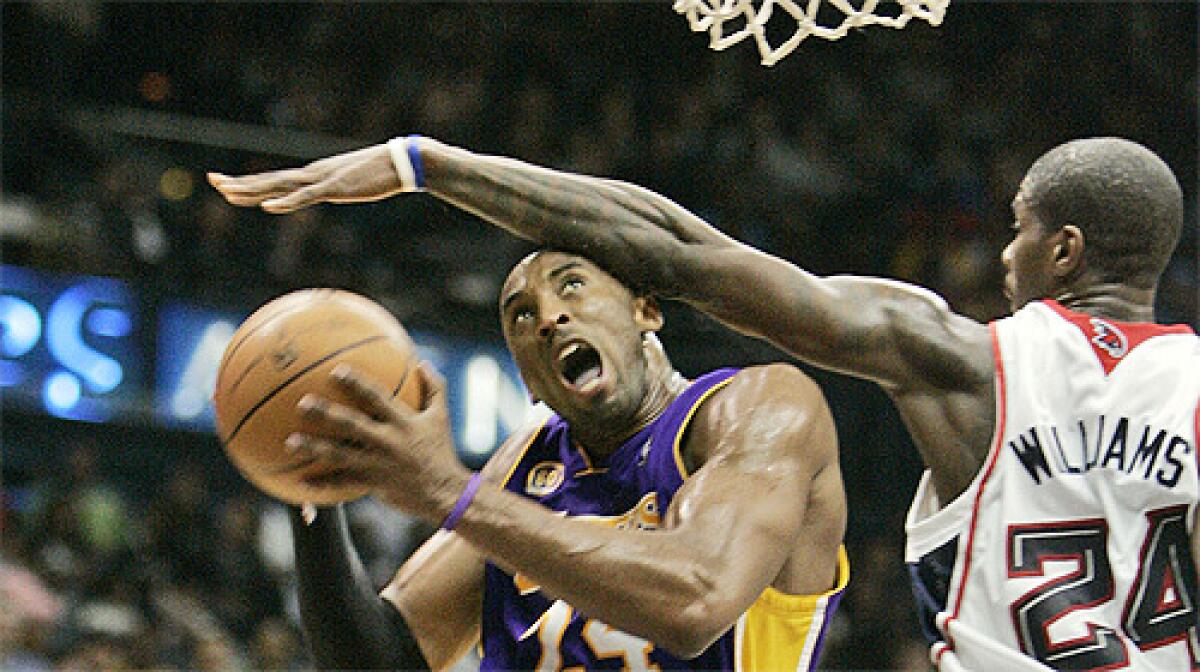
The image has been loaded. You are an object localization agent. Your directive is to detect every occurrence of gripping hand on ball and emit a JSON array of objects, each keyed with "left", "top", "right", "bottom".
[
  {"left": 208, "top": 141, "right": 412, "bottom": 214},
  {"left": 287, "top": 362, "right": 470, "bottom": 522}
]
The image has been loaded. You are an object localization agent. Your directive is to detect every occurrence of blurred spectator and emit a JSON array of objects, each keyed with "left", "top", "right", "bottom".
[
  {"left": 207, "top": 495, "right": 283, "bottom": 642},
  {"left": 145, "top": 462, "right": 218, "bottom": 593},
  {"left": 248, "top": 617, "right": 307, "bottom": 672}
]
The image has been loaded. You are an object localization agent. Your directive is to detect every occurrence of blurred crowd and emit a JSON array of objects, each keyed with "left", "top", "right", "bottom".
[
  {"left": 0, "top": 432, "right": 923, "bottom": 671},
  {"left": 2, "top": 435, "right": 430, "bottom": 671},
  {"left": 6, "top": 3, "right": 1194, "bottom": 326},
  {"left": 2, "top": 2, "right": 1196, "bottom": 670}
]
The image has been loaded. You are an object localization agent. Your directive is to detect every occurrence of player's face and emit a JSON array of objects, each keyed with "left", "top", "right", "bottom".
[
  {"left": 500, "top": 252, "right": 661, "bottom": 424},
  {"left": 1001, "top": 192, "right": 1059, "bottom": 312}
]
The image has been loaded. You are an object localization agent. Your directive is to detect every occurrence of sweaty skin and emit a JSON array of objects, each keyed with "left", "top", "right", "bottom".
[{"left": 273, "top": 251, "right": 846, "bottom": 667}]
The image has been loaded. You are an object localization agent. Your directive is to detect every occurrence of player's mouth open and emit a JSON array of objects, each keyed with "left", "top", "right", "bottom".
[{"left": 556, "top": 341, "right": 604, "bottom": 394}]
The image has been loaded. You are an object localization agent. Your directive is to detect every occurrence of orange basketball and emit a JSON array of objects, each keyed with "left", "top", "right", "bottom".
[{"left": 213, "top": 289, "right": 423, "bottom": 506}]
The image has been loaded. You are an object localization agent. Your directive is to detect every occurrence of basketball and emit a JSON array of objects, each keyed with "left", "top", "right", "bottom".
[{"left": 213, "top": 289, "right": 424, "bottom": 506}]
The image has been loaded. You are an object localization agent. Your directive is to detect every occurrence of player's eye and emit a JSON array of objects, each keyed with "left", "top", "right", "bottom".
[
  {"left": 513, "top": 307, "right": 534, "bottom": 324},
  {"left": 561, "top": 277, "right": 584, "bottom": 293}
]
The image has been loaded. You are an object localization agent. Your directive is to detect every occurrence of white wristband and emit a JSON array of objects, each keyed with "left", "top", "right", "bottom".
[{"left": 387, "top": 135, "right": 426, "bottom": 192}]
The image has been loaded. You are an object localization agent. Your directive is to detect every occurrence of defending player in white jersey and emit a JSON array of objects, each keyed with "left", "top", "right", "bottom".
[
  {"left": 210, "top": 135, "right": 1197, "bottom": 670},
  {"left": 907, "top": 299, "right": 1197, "bottom": 671}
]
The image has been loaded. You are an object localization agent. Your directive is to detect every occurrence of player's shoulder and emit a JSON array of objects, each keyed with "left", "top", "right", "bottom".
[
  {"left": 479, "top": 411, "right": 553, "bottom": 485},
  {"left": 832, "top": 275, "right": 951, "bottom": 309},
  {"left": 690, "top": 364, "right": 832, "bottom": 447},
  {"left": 720, "top": 363, "right": 823, "bottom": 401}
]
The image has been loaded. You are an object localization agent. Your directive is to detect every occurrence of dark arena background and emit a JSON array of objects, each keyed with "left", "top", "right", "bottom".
[{"left": 2, "top": 3, "right": 1196, "bottom": 670}]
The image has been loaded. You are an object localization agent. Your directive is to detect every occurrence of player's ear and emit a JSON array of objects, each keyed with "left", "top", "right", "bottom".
[
  {"left": 1053, "top": 224, "right": 1085, "bottom": 279},
  {"left": 633, "top": 296, "right": 663, "bottom": 333}
]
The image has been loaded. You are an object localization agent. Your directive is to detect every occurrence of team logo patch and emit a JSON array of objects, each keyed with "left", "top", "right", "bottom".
[
  {"left": 1090, "top": 318, "right": 1128, "bottom": 358},
  {"left": 526, "top": 462, "right": 565, "bottom": 497}
]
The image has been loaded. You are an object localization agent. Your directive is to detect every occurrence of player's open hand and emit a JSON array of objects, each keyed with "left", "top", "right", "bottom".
[
  {"left": 207, "top": 144, "right": 403, "bottom": 214},
  {"left": 285, "top": 362, "right": 469, "bottom": 521}
]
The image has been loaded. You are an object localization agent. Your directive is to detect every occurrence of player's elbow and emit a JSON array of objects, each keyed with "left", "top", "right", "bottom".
[
  {"left": 646, "top": 573, "right": 741, "bottom": 659},
  {"left": 654, "top": 598, "right": 732, "bottom": 659}
]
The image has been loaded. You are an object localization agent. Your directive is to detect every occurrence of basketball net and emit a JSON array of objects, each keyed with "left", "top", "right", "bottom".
[{"left": 674, "top": 0, "right": 950, "bottom": 66}]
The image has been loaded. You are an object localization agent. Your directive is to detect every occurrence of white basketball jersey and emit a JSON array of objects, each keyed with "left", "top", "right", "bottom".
[{"left": 905, "top": 300, "right": 1200, "bottom": 671}]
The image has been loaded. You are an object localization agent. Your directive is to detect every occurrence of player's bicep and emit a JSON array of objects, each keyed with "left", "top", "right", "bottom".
[
  {"left": 669, "top": 245, "right": 882, "bottom": 364},
  {"left": 663, "top": 368, "right": 828, "bottom": 612},
  {"left": 687, "top": 249, "right": 989, "bottom": 390}
]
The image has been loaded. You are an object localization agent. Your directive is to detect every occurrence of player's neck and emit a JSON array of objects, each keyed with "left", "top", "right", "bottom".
[
  {"left": 1054, "top": 282, "right": 1157, "bottom": 323},
  {"left": 572, "top": 368, "right": 688, "bottom": 462}
]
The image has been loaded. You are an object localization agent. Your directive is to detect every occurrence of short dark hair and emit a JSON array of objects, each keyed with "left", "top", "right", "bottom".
[{"left": 1022, "top": 137, "right": 1182, "bottom": 290}]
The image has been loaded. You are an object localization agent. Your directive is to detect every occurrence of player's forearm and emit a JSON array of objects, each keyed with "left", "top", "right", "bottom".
[
  {"left": 420, "top": 138, "right": 730, "bottom": 297},
  {"left": 446, "top": 483, "right": 744, "bottom": 657},
  {"left": 417, "top": 140, "right": 883, "bottom": 371},
  {"left": 290, "top": 506, "right": 429, "bottom": 670}
]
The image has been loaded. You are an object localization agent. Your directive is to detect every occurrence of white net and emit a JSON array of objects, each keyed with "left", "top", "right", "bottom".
[{"left": 673, "top": 0, "right": 950, "bottom": 66}]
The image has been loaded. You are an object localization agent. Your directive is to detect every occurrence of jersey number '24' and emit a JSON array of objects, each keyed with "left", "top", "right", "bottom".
[{"left": 1008, "top": 505, "right": 1199, "bottom": 669}]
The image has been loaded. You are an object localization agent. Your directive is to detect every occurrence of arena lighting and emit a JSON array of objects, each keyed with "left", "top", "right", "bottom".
[
  {"left": 169, "top": 320, "right": 238, "bottom": 420},
  {"left": 463, "top": 355, "right": 501, "bottom": 456},
  {"left": 3, "top": 264, "right": 536, "bottom": 461},
  {"left": 157, "top": 302, "right": 246, "bottom": 428},
  {"left": 86, "top": 307, "right": 133, "bottom": 339},
  {"left": 43, "top": 371, "right": 82, "bottom": 411},
  {"left": 1, "top": 266, "right": 139, "bottom": 422},
  {"left": 0, "top": 295, "right": 41, "bottom": 358},
  {"left": 45, "top": 282, "right": 128, "bottom": 394}
]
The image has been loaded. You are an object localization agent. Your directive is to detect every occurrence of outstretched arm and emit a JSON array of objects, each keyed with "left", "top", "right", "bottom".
[
  {"left": 209, "top": 138, "right": 997, "bottom": 498},
  {"left": 209, "top": 138, "right": 988, "bottom": 392},
  {"left": 287, "top": 364, "right": 833, "bottom": 658},
  {"left": 421, "top": 141, "right": 993, "bottom": 393}
]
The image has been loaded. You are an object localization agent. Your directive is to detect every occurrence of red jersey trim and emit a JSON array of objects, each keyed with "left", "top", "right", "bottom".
[
  {"left": 1041, "top": 300, "right": 1194, "bottom": 376},
  {"left": 937, "top": 321, "right": 1010, "bottom": 665}
]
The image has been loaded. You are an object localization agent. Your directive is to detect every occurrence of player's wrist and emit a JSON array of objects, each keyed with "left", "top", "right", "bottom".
[
  {"left": 440, "top": 471, "right": 483, "bottom": 531},
  {"left": 377, "top": 466, "right": 473, "bottom": 524},
  {"left": 387, "top": 135, "right": 426, "bottom": 192}
]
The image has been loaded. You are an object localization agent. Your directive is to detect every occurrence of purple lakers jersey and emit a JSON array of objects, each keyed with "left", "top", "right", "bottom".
[{"left": 480, "top": 368, "right": 849, "bottom": 671}]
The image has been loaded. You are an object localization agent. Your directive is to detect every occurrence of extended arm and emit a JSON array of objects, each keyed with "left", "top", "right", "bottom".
[
  {"left": 420, "top": 141, "right": 993, "bottom": 391},
  {"left": 209, "top": 139, "right": 988, "bottom": 391},
  {"left": 209, "top": 138, "right": 996, "bottom": 497},
  {"left": 289, "top": 364, "right": 830, "bottom": 658}
]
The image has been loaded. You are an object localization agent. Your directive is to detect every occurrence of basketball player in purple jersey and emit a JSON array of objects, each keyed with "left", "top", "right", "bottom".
[
  {"left": 273, "top": 249, "right": 848, "bottom": 670},
  {"left": 213, "top": 134, "right": 1197, "bottom": 670}
]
